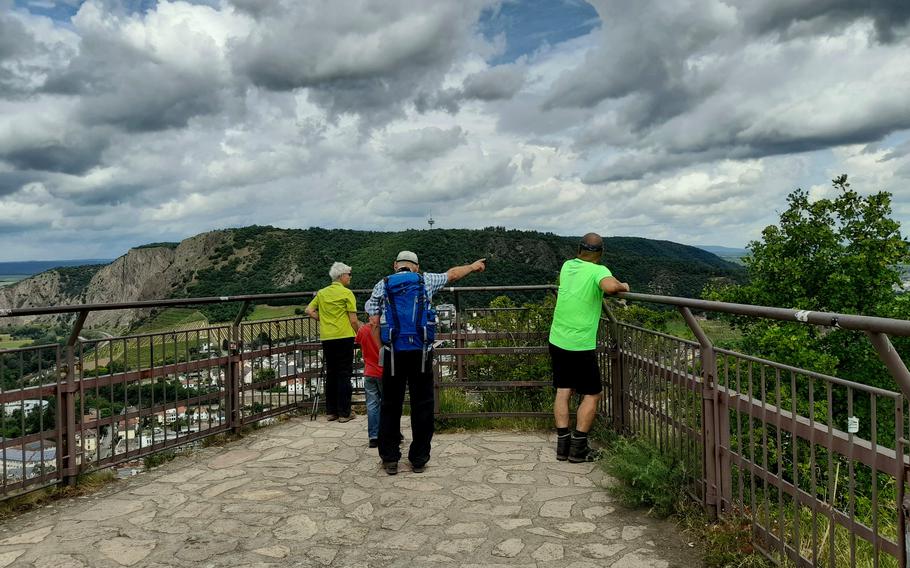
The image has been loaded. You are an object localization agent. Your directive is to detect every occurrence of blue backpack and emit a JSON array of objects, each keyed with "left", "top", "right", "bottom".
[{"left": 380, "top": 272, "right": 437, "bottom": 355}]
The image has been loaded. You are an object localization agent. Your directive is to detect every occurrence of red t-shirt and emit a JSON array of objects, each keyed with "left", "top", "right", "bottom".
[{"left": 355, "top": 325, "right": 383, "bottom": 378}]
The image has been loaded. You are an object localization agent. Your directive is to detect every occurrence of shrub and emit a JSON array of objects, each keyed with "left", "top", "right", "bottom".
[{"left": 602, "top": 436, "right": 686, "bottom": 517}]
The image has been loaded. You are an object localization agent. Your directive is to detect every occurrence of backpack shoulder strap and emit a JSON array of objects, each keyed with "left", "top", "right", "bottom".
[
  {"left": 415, "top": 274, "right": 426, "bottom": 327},
  {"left": 383, "top": 276, "right": 402, "bottom": 334}
]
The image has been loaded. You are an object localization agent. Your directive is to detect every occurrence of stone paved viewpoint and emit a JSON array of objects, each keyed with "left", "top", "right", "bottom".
[{"left": 0, "top": 415, "right": 699, "bottom": 567}]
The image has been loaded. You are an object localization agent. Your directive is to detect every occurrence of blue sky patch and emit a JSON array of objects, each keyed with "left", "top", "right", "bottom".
[{"left": 479, "top": 0, "right": 600, "bottom": 64}]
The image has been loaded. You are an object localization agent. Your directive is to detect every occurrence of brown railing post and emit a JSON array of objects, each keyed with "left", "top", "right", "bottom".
[
  {"left": 61, "top": 310, "right": 88, "bottom": 486},
  {"left": 227, "top": 302, "right": 247, "bottom": 435},
  {"left": 866, "top": 331, "right": 910, "bottom": 567},
  {"left": 680, "top": 307, "right": 727, "bottom": 519},
  {"left": 454, "top": 291, "right": 465, "bottom": 380},
  {"left": 601, "top": 300, "right": 626, "bottom": 432}
]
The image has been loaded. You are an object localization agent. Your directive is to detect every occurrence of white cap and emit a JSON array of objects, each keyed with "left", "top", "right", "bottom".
[{"left": 396, "top": 250, "right": 419, "bottom": 264}]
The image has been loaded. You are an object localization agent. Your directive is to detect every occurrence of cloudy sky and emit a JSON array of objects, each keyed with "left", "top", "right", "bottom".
[{"left": 1, "top": 0, "right": 909, "bottom": 261}]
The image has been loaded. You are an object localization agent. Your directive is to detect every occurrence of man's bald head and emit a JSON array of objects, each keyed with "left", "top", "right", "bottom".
[{"left": 577, "top": 233, "right": 604, "bottom": 261}]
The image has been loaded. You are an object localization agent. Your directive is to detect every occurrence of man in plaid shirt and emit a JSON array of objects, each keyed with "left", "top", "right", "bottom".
[{"left": 366, "top": 250, "right": 486, "bottom": 475}]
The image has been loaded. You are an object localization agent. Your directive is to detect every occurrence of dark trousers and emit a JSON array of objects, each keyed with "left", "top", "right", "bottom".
[
  {"left": 378, "top": 349, "right": 434, "bottom": 466},
  {"left": 322, "top": 337, "right": 353, "bottom": 417}
]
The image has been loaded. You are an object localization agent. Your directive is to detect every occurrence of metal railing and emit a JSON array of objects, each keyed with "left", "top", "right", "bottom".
[{"left": 2, "top": 286, "right": 910, "bottom": 567}]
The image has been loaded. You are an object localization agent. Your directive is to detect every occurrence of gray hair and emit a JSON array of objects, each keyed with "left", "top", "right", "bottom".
[{"left": 329, "top": 262, "right": 352, "bottom": 281}]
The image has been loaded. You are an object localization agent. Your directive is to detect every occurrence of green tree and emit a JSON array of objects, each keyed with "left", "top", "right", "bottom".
[{"left": 708, "top": 175, "right": 909, "bottom": 384}]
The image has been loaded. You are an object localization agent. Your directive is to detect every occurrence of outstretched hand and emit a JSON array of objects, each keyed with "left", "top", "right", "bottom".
[{"left": 472, "top": 258, "right": 487, "bottom": 273}]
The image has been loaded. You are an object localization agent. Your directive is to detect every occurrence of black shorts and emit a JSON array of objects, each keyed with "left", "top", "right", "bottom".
[{"left": 548, "top": 342, "right": 602, "bottom": 395}]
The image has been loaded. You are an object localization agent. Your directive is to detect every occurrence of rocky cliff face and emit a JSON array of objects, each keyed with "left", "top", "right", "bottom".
[{"left": 0, "top": 230, "right": 229, "bottom": 331}]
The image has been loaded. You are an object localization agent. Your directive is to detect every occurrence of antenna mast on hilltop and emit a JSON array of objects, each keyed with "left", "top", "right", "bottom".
[{"left": 427, "top": 216, "right": 435, "bottom": 229}]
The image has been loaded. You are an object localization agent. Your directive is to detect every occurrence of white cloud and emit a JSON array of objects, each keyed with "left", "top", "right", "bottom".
[{"left": 0, "top": 0, "right": 909, "bottom": 262}]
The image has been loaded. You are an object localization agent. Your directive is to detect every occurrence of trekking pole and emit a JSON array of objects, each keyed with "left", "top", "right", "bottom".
[{"left": 311, "top": 369, "right": 322, "bottom": 421}]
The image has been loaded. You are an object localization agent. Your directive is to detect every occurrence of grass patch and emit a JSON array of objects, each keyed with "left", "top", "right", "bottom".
[
  {"left": 143, "top": 450, "right": 178, "bottom": 471},
  {"left": 665, "top": 317, "right": 742, "bottom": 347},
  {"left": 134, "top": 308, "right": 209, "bottom": 333},
  {"left": 601, "top": 435, "right": 771, "bottom": 567},
  {"left": 0, "top": 334, "right": 31, "bottom": 350},
  {"left": 602, "top": 436, "right": 688, "bottom": 518},
  {"left": 0, "top": 470, "right": 116, "bottom": 520},
  {"left": 245, "top": 304, "right": 307, "bottom": 322},
  {"left": 201, "top": 432, "right": 243, "bottom": 447},
  {"left": 435, "top": 388, "right": 554, "bottom": 432},
  {"left": 675, "top": 500, "right": 773, "bottom": 568}
]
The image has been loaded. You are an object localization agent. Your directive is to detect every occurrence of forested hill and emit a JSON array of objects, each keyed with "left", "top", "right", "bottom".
[
  {"left": 0, "top": 226, "right": 744, "bottom": 329},
  {"left": 183, "top": 226, "right": 742, "bottom": 299}
]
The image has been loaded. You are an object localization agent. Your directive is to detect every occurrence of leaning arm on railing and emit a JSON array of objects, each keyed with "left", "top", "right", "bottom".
[
  {"left": 305, "top": 293, "right": 319, "bottom": 320},
  {"left": 600, "top": 277, "right": 630, "bottom": 294}
]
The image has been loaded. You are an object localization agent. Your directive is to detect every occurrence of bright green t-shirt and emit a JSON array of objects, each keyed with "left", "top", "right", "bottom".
[
  {"left": 548, "top": 258, "right": 613, "bottom": 351},
  {"left": 307, "top": 282, "right": 357, "bottom": 340}
]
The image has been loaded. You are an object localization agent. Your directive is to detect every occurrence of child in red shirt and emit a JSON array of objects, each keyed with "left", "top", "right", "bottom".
[{"left": 355, "top": 322, "right": 383, "bottom": 447}]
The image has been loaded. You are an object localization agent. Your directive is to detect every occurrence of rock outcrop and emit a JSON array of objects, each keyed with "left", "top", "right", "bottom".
[{"left": 0, "top": 230, "right": 230, "bottom": 331}]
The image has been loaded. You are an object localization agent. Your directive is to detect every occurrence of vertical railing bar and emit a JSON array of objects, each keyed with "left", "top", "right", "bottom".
[
  {"left": 760, "top": 365, "right": 769, "bottom": 547},
  {"left": 809, "top": 377, "right": 818, "bottom": 566},
  {"left": 872, "top": 394, "right": 879, "bottom": 568},
  {"left": 736, "top": 357, "right": 744, "bottom": 507},
  {"left": 749, "top": 359, "right": 757, "bottom": 546},
  {"left": 123, "top": 337, "right": 130, "bottom": 456},
  {"left": 1, "top": 351, "right": 6, "bottom": 490},
  {"left": 848, "top": 387, "right": 856, "bottom": 568},
  {"left": 776, "top": 367, "right": 785, "bottom": 563},
  {"left": 826, "top": 380, "right": 835, "bottom": 568},
  {"left": 791, "top": 369, "right": 801, "bottom": 567}
]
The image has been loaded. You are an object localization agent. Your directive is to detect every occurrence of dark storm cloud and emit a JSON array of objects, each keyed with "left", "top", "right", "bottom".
[
  {"left": 584, "top": 103, "right": 910, "bottom": 184},
  {"left": 0, "top": 12, "right": 35, "bottom": 61},
  {"left": 383, "top": 126, "right": 466, "bottom": 161},
  {"left": 532, "top": 1, "right": 910, "bottom": 184},
  {"left": 0, "top": 170, "right": 37, "bottom": 196},
  {"left": 541, "top": 1, "right": 726, "bottom": 134},
  {"left": 231, "top": 0, "right": 487, "bottom": 123},
  {"left": 0, "top": 129, "right": 109, "bottom": 175},
  {"left": 43, "top": 37, "right": 225, "bottom": 133},
  {"left": 741, "top": 0, "right": 910, "bottom": 43},
  {"left": 461, "top": 65, "right": 526, "bottom": 101}
]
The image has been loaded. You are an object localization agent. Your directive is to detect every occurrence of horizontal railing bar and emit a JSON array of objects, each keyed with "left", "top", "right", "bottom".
[
  {"left": 715, "top": 346, "right": 902, "bottom": 397},
  {"left": 436, "top": 412, "right": 553, "bottom": 419},
  {"left": 435, "top": 347, "right": 551, "bottom": 356},
  {"left": 620, "top": 291, "right": 910, "bottom": 336},
  {"left": 733, "top": 452, "right": 898, "bottom": 557},
  {"left": 78, "top": 393, "right": 227, "bottom": 430},
  {"left": 439, "top": 285, "right": 557, "bottom": 293},
  {"left": 621, "top": 348, "right": 904, "bottom": 470},
  {"left": 628, "top": 397, "right": 699, "bottom": 441},
  {"left": 0, "top": 430, "right": 59, "bottom": 451},
  {"left": 90, "top": 426, "right": 231, "bottom": 469},
  {"left": 0, "top": 385, "right": 58, "bottom": 404},
  {"left": 0, "top": 285, "right": 558, "bottom": 318},
  {"left": 616, "top": 321, "right": 701, "bottom": 346},
  {"left": 437, "top": 381, "right": 551, "bottom": 389}
]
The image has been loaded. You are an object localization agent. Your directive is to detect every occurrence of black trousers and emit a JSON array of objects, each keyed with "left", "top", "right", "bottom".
[
  {"left": 378, "top": 349, "right": 434, "bottom": 466},
  {"left": 322, "top": 337, "right": 353, "bottom": 417}
]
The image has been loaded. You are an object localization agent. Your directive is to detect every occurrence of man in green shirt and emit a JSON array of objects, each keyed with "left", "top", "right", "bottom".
[{"left": 549, "top": 233, "right": 629, "bottom": 462}]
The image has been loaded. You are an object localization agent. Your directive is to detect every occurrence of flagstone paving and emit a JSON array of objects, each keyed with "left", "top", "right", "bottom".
[{"left": 0, "top": 415, "right": 700, "bottom": 567}]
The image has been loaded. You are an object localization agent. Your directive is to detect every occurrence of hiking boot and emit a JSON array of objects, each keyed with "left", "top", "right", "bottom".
[
  {"left": 383, "top": 461, "right": 398, "bottom": 475},
  {"left": 338, "top": 411, "right": 356, "bottom": 423},
  {"left": 326, "top": 414, "right": 338, "bottom": 421},
  {"left": 411, "top": 463, "right": 426, "bottom": 474},
  {"left": 556, "top": 433, "right": 571, "bottom": 461},
  {"left": 568, "top": 434, "right": 600, "bottom": 463},
  {"left": 369, "top": 439, "right": 378, "bottom": 448}
]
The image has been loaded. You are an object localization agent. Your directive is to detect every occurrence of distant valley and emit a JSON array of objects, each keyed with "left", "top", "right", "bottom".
[
  {"left": 0, "top": 259, "right": 112, "bottom": 288},
  {"left": 0, "top": 227, "right": 745, "bottom": 331}
]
